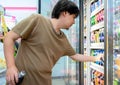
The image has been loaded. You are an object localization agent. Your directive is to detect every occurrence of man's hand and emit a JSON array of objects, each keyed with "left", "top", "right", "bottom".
[
  {"left": 6, "top": 66, "right": 19, "bottom": 85},
  {"left": 95, "top": 54, "right": 104, "bottom": 61}
]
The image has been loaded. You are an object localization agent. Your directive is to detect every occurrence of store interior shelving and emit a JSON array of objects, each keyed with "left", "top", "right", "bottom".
[
  {"left": 88, "top": 0, "right": 105, "bottom": 85},
  {"left": 113, "top": 0, "right": 120, "bottom": 84},
  {"left": 0, "top": 5, "right": 6, "bottom": 74}
]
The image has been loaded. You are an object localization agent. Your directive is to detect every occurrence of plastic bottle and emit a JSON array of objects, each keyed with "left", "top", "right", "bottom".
[
  {"left": 101, "top": 10, "right": 104, "bottom": 21},
  {"left": 91, "top": 32, "right": 95, "bottom": 43},
  {"left": 101, "top": 28, "right": 104, "bottom": 42},
  {"left": 91, "top": 17, "right": 93, "bottom": 26},
  {"left": 16, "top": 71, "right": 26, "bottom": 85}
]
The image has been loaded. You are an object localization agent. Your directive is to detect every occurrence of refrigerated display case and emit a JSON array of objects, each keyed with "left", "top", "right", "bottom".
[
  {"left": 113, "top": 0, "right": 120, "bottom": 85},
  {"left": 83, "top": 0, "right": 120, "bottom": 85},
  {"left": 89, "top": 0, "right": 105, "bottom": 85},
  {"left": 82, "top": 0, "right": 105, "bottom": 85}
]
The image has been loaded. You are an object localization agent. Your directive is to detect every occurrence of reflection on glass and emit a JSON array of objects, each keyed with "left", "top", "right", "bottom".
[{"left": 113, "top": 0, "right": 120, "bottom": 85}]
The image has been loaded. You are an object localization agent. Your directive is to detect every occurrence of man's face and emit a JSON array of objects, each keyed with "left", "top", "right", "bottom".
[{"left": 62, "top": 12, "right": 76, "bottom": 30}]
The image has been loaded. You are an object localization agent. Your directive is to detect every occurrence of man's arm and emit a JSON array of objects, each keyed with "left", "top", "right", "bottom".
[
  {"left": 70, "top": 54, "right": 102, "bottom": 62},
  {"left": 4, "top": 30, "right": 21, "bottom": 85},
  {"left": 4, "top": 31, "right": 20, "bottom": 69}
]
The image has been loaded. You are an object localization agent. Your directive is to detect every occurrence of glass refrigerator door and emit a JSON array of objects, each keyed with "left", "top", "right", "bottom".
[
  {"left": 89, "top": 0, "right": 104, "bottom": 85},
  {"left": 113, "top": 0, "right": 120, "bottom": 85}
]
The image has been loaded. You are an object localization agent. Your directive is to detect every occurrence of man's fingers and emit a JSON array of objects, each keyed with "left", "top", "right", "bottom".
[
  {"left": 15, "top": 73, "right": 19, "bottom": 83},
  {"left": 11, "top": 75, "right": 16, "bottom": 85},
  {"left": 6, "top": 74, "right": 17, "bottom": 85},
  {"left": 6, "top": 75, "right": 11, "bottom": 84}
]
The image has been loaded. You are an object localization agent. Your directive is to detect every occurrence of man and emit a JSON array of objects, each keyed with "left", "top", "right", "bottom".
[{"left": 4, "top": 0, "right": 102, "bottom": 85}]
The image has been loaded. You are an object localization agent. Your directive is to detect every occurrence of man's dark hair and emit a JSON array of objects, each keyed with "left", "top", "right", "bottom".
[{"left": 51, "top": 0, "right": 79, "bottom": 19}]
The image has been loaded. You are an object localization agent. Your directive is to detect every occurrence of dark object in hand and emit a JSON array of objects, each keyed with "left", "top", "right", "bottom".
[{"left": 16, "top": 71, "right": 26, "bottom": 85}]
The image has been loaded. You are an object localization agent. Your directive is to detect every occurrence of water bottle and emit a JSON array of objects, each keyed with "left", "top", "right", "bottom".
[{"left": 16, "top": 71, "right": 26, "bottom": 85}]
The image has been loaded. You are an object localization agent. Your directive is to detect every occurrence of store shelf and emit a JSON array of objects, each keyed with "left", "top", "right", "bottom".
[
  {"left": 91, "top": 21, "right": 104, "bottom": 32},
  {"left": 90, "top": 4, "right": 104, "bottom": 17},
  {"left": 90, "top": 62, "right": 104, "bottom": 73},
  {"left": 90, "top": 42, "right": 104, "bottom": 49},
  {"left": 84, "top": 44, "right": 87, "bottom": 48},
  {"left": 84, "top": 31, "right": 87, "bottom": 37},
  {"left": 114, "top": 46, "right": 120, "bottom": 50},
  {"left": 90, "top": 0, "right": 95, "bottom": 3}
]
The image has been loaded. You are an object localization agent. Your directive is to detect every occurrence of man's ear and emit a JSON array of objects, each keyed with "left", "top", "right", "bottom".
[
  {"left": 61, "top": 11, "right": 66, "bottom": 16},
  {"left": 62, "top": 11, "right": 68, "bottom": 17}
]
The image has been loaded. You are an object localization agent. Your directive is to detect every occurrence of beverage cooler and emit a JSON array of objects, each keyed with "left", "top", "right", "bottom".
[
  {"left": 90, "top": 0, "right": 104, "bottom": 85},
  {"left": 113, "top": 0, "right": 120, "bottom": 85},
  {"left": 82, "top": 0, "right": 120, "bottom": 85},
  {"left": 82, "top": 0, "right": 104, "bottom": 85}
]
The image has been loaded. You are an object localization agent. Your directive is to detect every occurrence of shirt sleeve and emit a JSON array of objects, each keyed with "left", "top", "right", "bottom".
[
  {"left": 12, "top": 14, "right": 38, "bottom": 39},
  {"left": 64, "top": 38, "right": 76, "bottom": 56}
]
